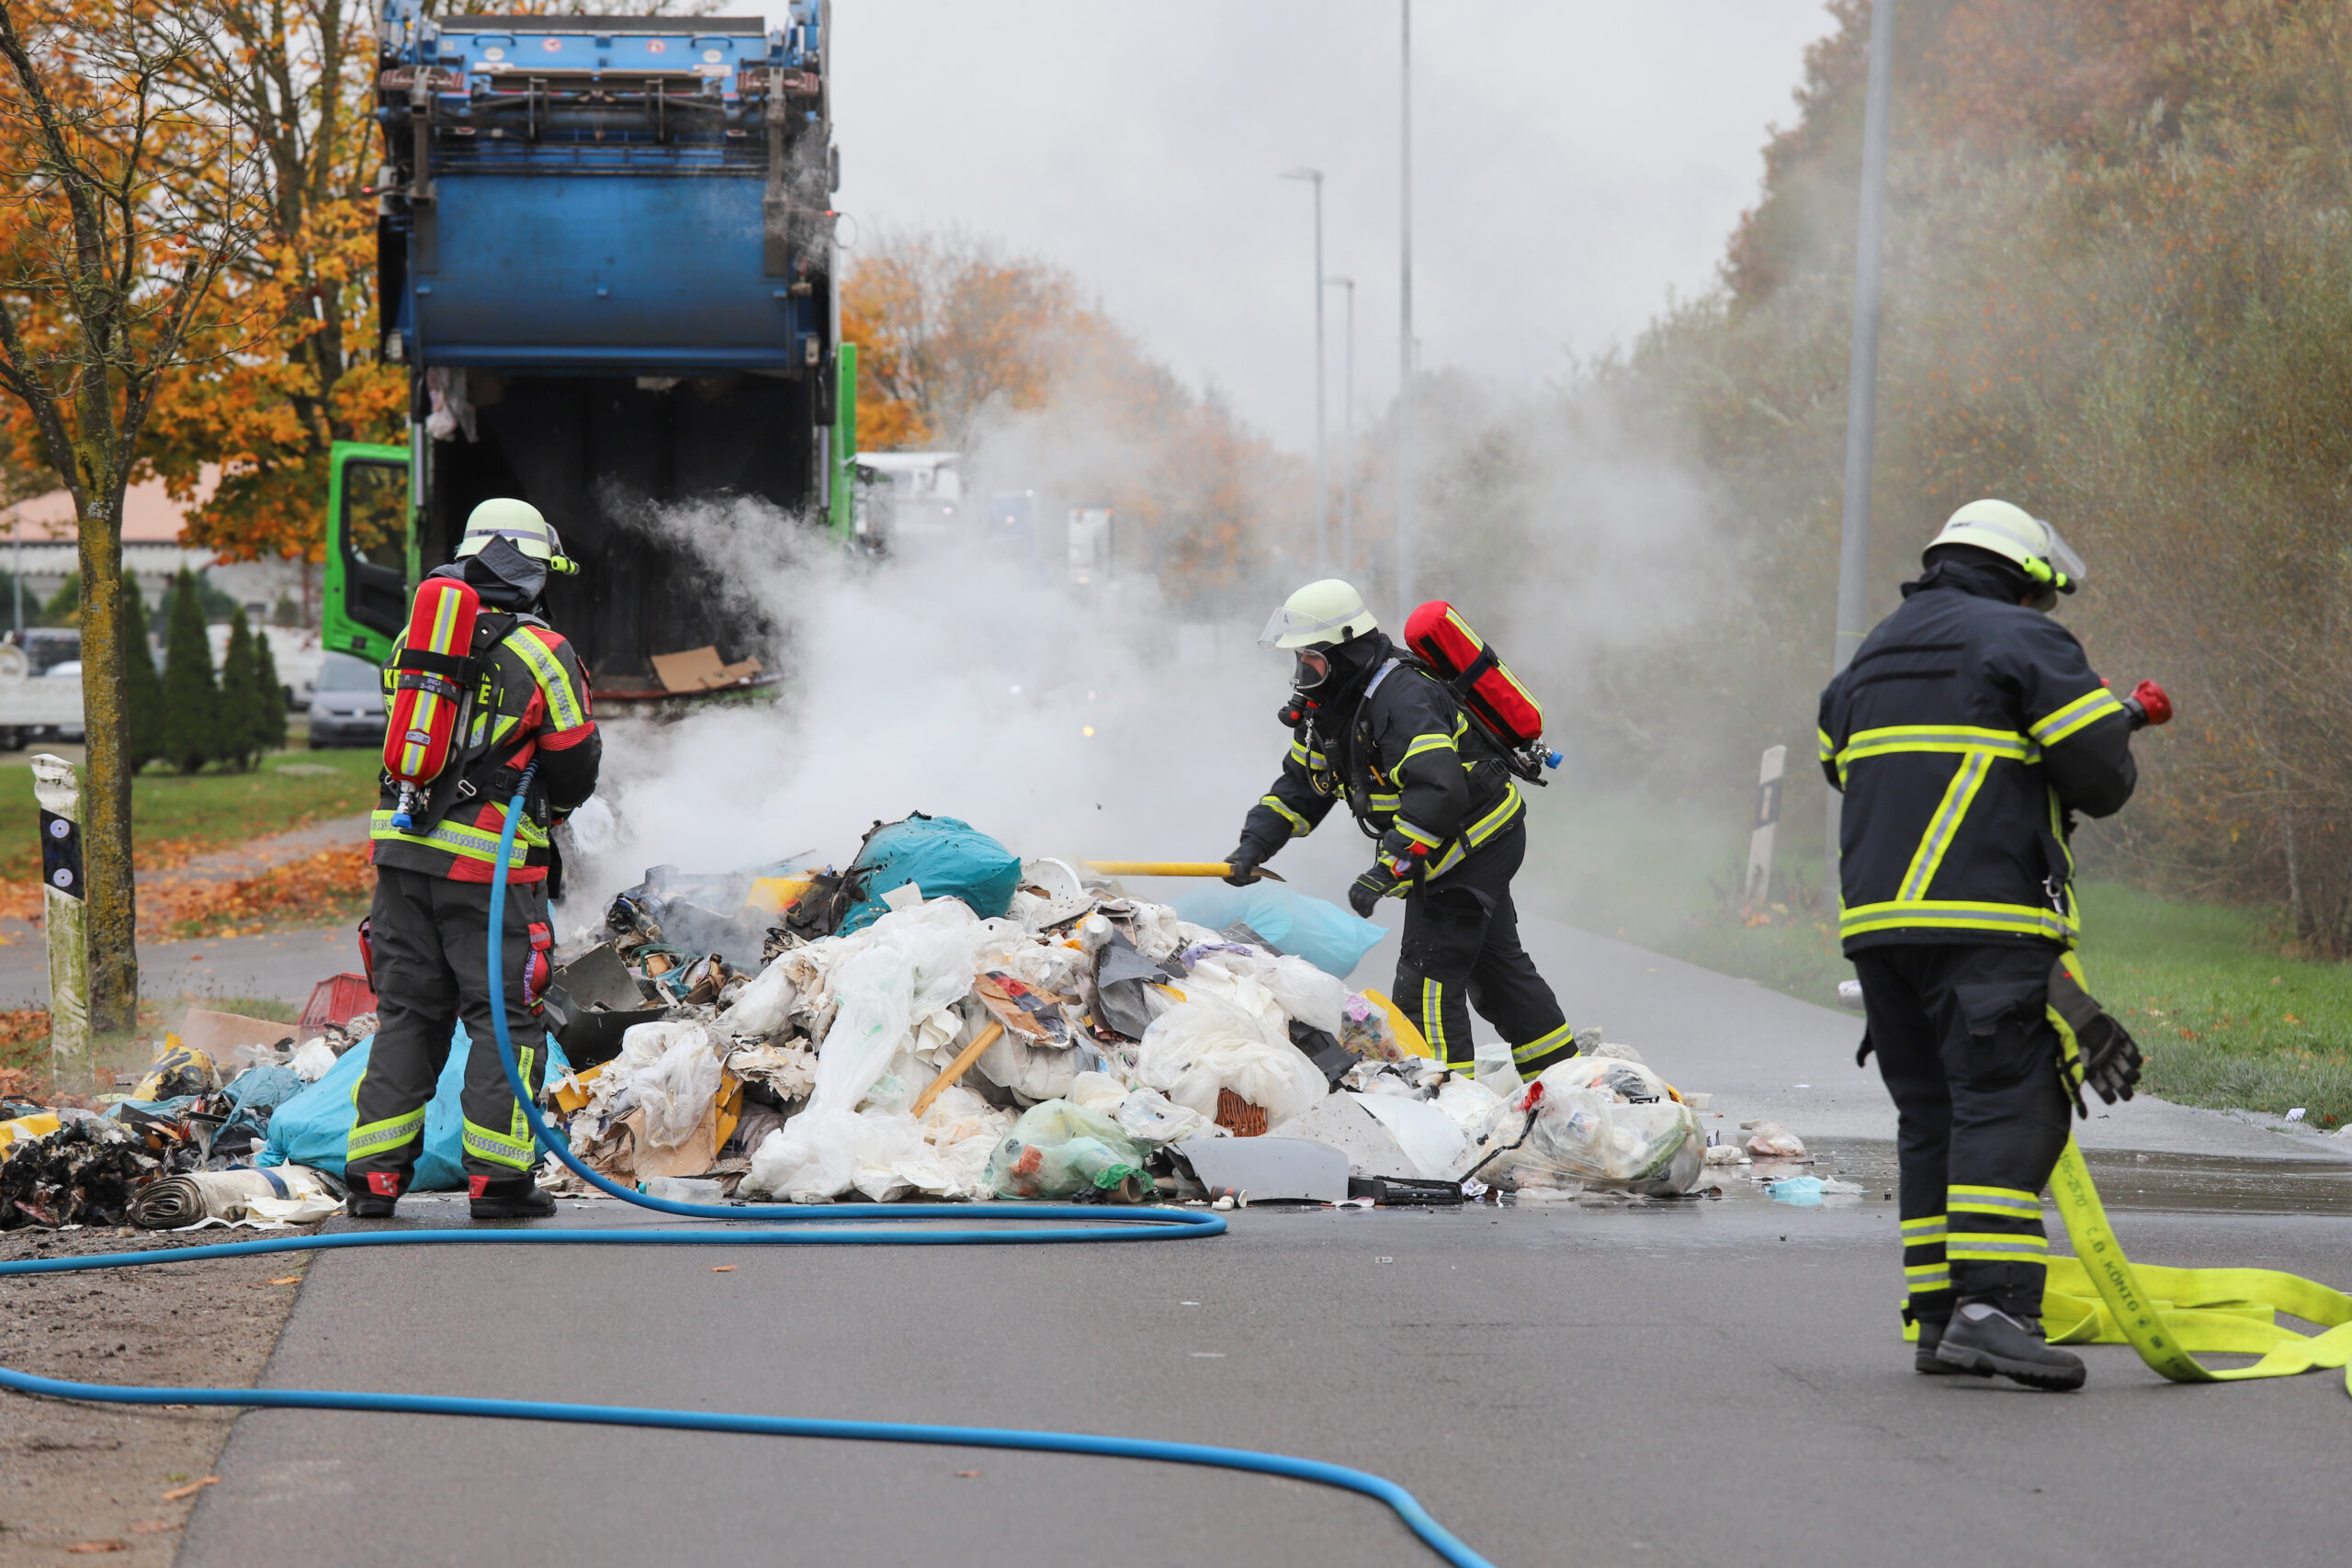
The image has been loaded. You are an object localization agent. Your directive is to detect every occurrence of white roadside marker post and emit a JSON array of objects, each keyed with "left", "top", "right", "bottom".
[
  {"left": 1745, "top": 744, "right": 1788, "bottom": 911},
  {"left": 30, "top": 752, "right": 89, "bottom": 1069}
]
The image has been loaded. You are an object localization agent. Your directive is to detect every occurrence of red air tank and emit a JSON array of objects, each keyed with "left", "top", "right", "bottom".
[{"left": 381, "top": 576, "right": 481, "bottom": 829}]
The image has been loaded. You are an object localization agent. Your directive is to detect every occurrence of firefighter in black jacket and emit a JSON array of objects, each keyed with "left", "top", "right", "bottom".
[
  {"left": 345, "top": 500, "right": 602, "bottom": 1222},
  {"left": 1225, "top": 580, "right": 1577, "bottom": 1078},
  {"left": 1820, "top": 499, "right": 2167, "bottom": 1389}
]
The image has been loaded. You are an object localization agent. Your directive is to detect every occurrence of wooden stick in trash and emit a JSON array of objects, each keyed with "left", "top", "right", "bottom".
[
  {"left": 910, "top": 1021, "right": 1004, "bottom": 1120},
  {"left": 1083, "top": 862, "right": 1284, "bottom": 882}
]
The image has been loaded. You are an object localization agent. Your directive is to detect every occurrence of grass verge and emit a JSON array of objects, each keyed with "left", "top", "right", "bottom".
[{"left": 0, "top": 749, "right": 379, "bottom": 884}]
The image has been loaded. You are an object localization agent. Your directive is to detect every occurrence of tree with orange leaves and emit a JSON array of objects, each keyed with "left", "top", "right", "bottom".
[
  {"left": 139, "top": 0, "right": 402, "bottom": 570},
  {"left": 0, "top": 0, "right": 262, "bottom": 1031}
]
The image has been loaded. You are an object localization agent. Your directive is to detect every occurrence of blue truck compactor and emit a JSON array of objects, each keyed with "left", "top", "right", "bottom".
[{"left": 323, "top": 3, "right": 857, "bottom": 694}]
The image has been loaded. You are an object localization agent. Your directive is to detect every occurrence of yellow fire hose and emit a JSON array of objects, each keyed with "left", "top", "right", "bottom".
[
  {"left": 1905, "top": 1142, "right": 2352, "bottom": 1391},
  {"left": 1084, "top": 862, "right": 1284, "bottom": 883},
  {"left": 2041, "top": 1142, "right": 2352, "bottom": 1385}
]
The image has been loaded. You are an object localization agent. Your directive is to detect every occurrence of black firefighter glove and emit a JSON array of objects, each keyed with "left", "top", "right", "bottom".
[
  {"left": 2047, "top": 956, "right": 2143, "bottom": 1115},
  {"left": 1224, "top": 839, "right": 1274, "bottom": 886},
  {"left": 1346, "top": 866, "right": 1393, "bottom": 919}
]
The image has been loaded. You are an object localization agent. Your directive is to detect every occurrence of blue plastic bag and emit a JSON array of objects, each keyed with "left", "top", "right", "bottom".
[
  {"left": 260, "top": 1022, "right": 571, "bottom": 1190},
  {"left": 1169, "top": 884, "right": 1387, "bottom": 980},
  {"left": 838, "top": 813, "right": 1023, "bottom": 934}
]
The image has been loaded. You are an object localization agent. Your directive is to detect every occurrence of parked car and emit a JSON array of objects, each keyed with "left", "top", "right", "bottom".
[{"left": 307, "top": 651, "right": 385, "bottom": 750}]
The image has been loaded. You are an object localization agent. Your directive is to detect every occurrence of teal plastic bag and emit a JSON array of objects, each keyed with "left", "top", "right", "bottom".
[
  {"left": 1169, "top": 884, "right": 1386, "bottom": 980},
  {"left": 259, "top": 1022, "right": 571, "bottom": 1190},
  {"left": 837, "top": 813, "right": 1022, "bottom": 934}
]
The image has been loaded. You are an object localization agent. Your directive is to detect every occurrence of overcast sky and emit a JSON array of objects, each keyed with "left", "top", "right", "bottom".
[{"left": 811, "top": 1, "right": 1834, "bottom": 454}]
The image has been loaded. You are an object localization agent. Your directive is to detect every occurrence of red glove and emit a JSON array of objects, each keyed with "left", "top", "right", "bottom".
[{"left": 2122, "top": 679, "right": 2172, "bottom": 728}]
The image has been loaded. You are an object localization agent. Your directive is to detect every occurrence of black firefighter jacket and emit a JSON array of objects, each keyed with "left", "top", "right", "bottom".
[
  {"left": 1817, "top": 567, "right": 2136, "bottom": 953},
  {"left": 1243, "top": 644, "right": 1523, "bottom": 894}
]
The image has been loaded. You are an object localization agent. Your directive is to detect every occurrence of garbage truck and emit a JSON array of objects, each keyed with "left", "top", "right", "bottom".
[{"left": 323, "top": 3, "right": 858, "bottom": 697}]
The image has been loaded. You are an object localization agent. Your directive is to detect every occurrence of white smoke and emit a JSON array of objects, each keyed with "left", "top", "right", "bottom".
[{"left": 561, "top": 494, "right": 1372, "bottom": 915}]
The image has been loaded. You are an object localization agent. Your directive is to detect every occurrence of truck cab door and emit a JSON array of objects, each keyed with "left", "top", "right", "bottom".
[{"left": 324, "top": 441, "right": 414, "bottom": 665}]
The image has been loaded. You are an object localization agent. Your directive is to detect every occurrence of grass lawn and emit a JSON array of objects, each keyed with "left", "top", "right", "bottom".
[
  {"left": 1524, "top": 790, "right": 2352, "bottom": 1129},
  {"left": 0, "top": 749, "right": 379, "bottom": 882}
]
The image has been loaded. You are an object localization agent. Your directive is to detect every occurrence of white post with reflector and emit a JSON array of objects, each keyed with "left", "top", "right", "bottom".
[
  {"left": 1745, "top": 744, "right": 1788, "bottom": 909},
  {"left": 30, "top": 753, "right": 88, "bottom": 1068}
]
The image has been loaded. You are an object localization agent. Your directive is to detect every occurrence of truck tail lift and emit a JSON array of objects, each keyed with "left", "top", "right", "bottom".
[{"left": 326, "top": 4, "right": 861, "bottom": 698}]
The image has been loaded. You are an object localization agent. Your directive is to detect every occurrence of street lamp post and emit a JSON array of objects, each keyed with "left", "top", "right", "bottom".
[
  {"left": 1326, "top": 275, "right": 1355, "bottom": 574},
  {"left": 1396, "top": 0, "right": 1415, "bottom": 605},
  {"left": 1825, "top": 0, "right": 1897, "bottom": 909},
  {"left": 1280, "top": 166, "right": 1327, "bottom": 572}
]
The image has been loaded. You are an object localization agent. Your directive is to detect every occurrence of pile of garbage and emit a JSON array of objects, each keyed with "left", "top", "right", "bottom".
[
  {"left": 530, "top": 812, "right": 1721, "bottom": 1207},
  {"left": 0, "top": 994, "right": 379, "bottom": 1232}
]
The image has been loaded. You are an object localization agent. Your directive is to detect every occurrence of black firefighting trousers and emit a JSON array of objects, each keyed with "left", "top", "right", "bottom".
[
  {"left": 346, "top": 865, "right": 556, "bottom": 1187},
  {"left": 1392, "top": 821, "right": 1576, "bottom": 1077},
  {"left": 1851, "top": 941, "right": 2073, "bottom": 1325}
]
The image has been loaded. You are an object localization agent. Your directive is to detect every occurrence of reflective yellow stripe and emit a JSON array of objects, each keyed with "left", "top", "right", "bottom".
[
  {"left": 346, "top": 1107, "right": 425, "bottom": 1157},
  {"left": 1422, "top": 979, "right": 1452, "bottom": 1064},
  {"left": 1367, "top": 792, "right": 1401, "bottom": 812},
  {"left": 1816, "top": 727, "right": 1835, "bottom": 762},
  {"left": 1835, "top": 725, "right": 2034, "bottom": 781},
  {"left": 1905, "top": 1262, "right": 1951, "bottom": 1280},
  {"left": 1904, "top": 1270, "right": 1951, "bottom": 1294},
  {"left": 1286, "top": 740, "right": 1328, "bottom": 769},
  {"left": 1259, "top": 794, "right": 1311, "bottom": 837},
  {"left": 1422, "top": 784, "right": 1525, "bottom": 879},
  {"left": 503, "top": 629, "right": 586, "bottom": 732},
  {"left": 371, "top": 809, "right": 538, "bottom": 865},
  {"left": 1900, "top": 1214, "right": 1949, "bottom": 1237},
  {"left": 1511, "top": 1022, "right": 1575, "bottom": 1064},
  {"left": 1895, "top": 750, "right": 1992, "bottom": 901},
  {"left": 1393, "top": 818, "right": 1442, "bottom": 849},
  {"left": 2030, "top": 687, "right": 2127, "bottom": 747},
  {"left": 1951, "top": 1185, "right": 2042, "bottom": 1217},
  {"left": 1838, "top": 898, "right": 2075, "bottom": 943},
  {"left": 1401, "top": 731, "right": 1457, "bottom": 764},
  {"left": 461, "top": 1116, "right": 536, "bottom": 1170},
  {"left": 1948, "top": 1231, "right": 2050, "bottom": 1262}
]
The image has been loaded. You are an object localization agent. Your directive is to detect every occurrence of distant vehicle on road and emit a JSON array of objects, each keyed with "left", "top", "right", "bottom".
[
  {"left": 0, "top": 631, "right": 85, "bottom": 749},
  {"left": 308, "top": 651, "right": 386, "bottom": 750}
]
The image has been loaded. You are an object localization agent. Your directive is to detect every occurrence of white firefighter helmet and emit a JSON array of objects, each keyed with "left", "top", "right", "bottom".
[
  {"left": 1259, "top": 579, "right": 1378, "bottom": 650},
  {"left": 1926, "top": 499, "right": 2085, "bottom": 600},
  {"left": 455, "top": 497, "right": 578, "bottom": 574}
]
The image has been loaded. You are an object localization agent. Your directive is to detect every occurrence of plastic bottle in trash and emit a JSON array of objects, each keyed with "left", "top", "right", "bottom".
[{"left": 639, "top": 1177, "right": 722, "bottom": 1202}]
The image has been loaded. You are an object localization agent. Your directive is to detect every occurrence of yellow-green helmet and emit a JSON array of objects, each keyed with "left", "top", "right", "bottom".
[
  {"left": 455, "top": 497, "right": 578, "bottom": 575},
  {"left": 1927, "top": 499, "right": 2084, "bottom": 607},
  {"left": 1258, "top": 579, "right": 1378, "bottom": 650}
]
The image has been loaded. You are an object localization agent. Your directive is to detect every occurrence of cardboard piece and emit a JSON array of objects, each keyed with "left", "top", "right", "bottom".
[
  {"left": 175, "top": 1009, "right": 300, "bottom": 1058},
  {"left": 650, "top": 645, "right": 763, "bottom": 694}
]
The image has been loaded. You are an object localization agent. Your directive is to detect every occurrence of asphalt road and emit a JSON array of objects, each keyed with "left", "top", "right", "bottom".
[{"left": 164, "top": 917, "right": 2352, "bottom": 1568}]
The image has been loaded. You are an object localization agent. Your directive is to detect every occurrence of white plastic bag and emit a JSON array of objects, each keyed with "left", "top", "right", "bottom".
[
  {"left": 718, "top": 959, "right": 797, "bottom": 1036},
  {"left": 1135, "top": 998, "right": 1327, "bottom": 1122},
  {"left": 747, "top": 1108, "right": 861, "bottom": 1201},
  {"left": 1492, "top": 1055, "right": 1705, "bottom": 1195},
  {"left": 985, "top": 1099, "right": 1149, "bottom": 1199},
  {"left": 290, "top": 1038, "right": 338, "bottom": 1083},
  {"left": 808, "top": 944, "right": 913, "bottom": 1115},
  {"left": 977, "top": 1028, "right": 1083, "bottom": 1103},
  {"left": 636, "top": 1022, "right": 724, "bottom": 1148},
  {"left": 1189, "top": 948, "right": 1348, "bottom": 1035},
  {"left": 1068, "top": 1071, "right": 1130, "bottom": 1115},
  {"left": 1114, "top": 1087, "right": 1219, "bottom": 1146}
]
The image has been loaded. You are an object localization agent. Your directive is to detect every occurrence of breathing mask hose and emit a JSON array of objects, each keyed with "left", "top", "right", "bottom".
[{"left": 0, "top": 773, "right": 1500, "bottom": 1568}]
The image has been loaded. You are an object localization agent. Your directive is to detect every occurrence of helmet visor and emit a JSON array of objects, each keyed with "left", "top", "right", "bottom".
[
  {"left": 2042, "top": 524, "right": 2086, "bottom": 590},
  {"left": 1294, "top": 649, "right": 1332, "bottom": 689}
]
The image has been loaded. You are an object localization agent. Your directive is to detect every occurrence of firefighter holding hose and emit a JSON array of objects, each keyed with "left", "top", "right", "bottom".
[
  {"left": 1820, "top": 500, "right": 2169, "bottom": 1389},
  {"left": 345, "top": 500, "right": 601, "bottom": 1221},
  {"left": 1224, "top": 580, "right": 1578, "bottom": 1079}
]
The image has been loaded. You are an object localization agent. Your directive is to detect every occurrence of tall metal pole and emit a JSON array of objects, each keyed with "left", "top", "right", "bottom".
[
  {"left": 1281, "top": 168, "right": 1328, "bottom": 571},
  {"left": 1396, "top": 0, "right": 1415, "bottom": 605},
  {"left": 1328, "top": 275, "right": 1356, "bottom": 574},
  {"left": 1825, "top": 0, "right": 1896, "bottom": 908}
]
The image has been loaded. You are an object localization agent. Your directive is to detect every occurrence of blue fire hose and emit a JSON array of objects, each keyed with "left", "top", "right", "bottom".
[{"left": 0, "top": 773, "right": 1496, "bottom": 1568}]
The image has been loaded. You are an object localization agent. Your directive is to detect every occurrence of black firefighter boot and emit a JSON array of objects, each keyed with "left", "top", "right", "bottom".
[
  {"left": 1913, "top": 1316, "right": 1972, "bottom": 1375},
  {"left": 345, "top": 1170, "right": 404, "bottom": 1219},
  {"left": 1934, "top": 1301, "right": 2086, "bottom": 1391},
  {"left": 469, "top": 1171, "right": 558, "bottom": 1221}
]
